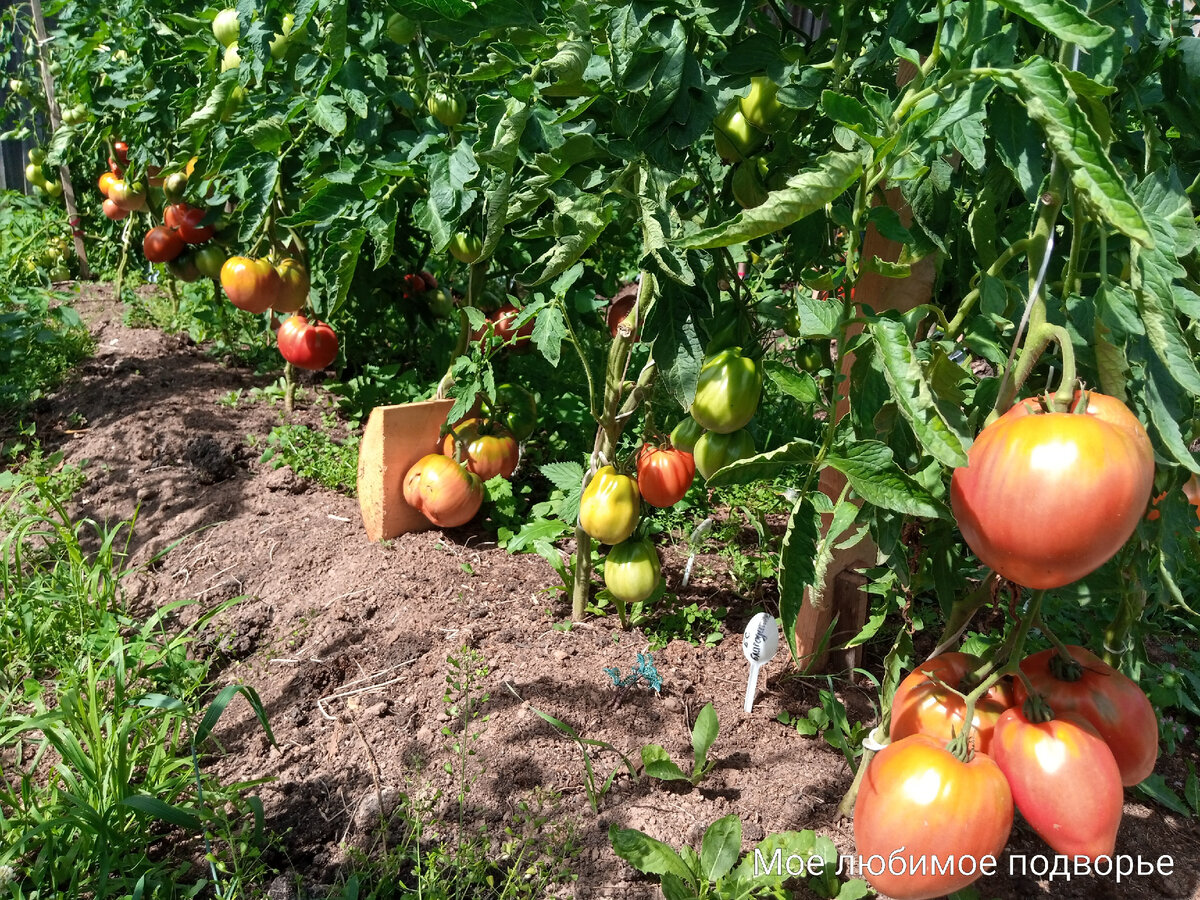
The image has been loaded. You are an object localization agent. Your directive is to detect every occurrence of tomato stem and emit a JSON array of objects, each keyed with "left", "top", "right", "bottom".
[{"left": 926, "top": 571, "right": 999, "bottom": 659}]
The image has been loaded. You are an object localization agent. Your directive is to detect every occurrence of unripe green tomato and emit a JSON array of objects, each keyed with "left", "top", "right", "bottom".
[
  {"left": 670, "top": 416, "right": 704, "bottom": 453},
  {"left": 222, "top": 42, "right": 241, "bottom": 71},
  {"left": 213, "top": 8, "right": 240, "bottom": 47},
  {"left": 27, "top": 148, "right": 45, "bottom": 165},
  {"left": 427, "top": 288, "right": 456, "bottom": 319},
  {"left": 221, "top": 84, "right": 247, "bottom": 120},
  {"left": 694, "top": 428, "right": 756, "bottom": 481},
  {"left": 714, "top": 101, "right": 765, "bottom": 164},
  {"left": 49, "top": 264, "right": 71, "bottom": 282},
  {"left": 739, "top": 76, "right": 791, "bottom": 133},
  {"left": 193, "top": 243, "right": 228, "bottom": 280},
  {"left": 386, "top": 12, "right": 418, "bottom": 44},
  {"left": 487, "top": 383, "right": 537, "bottom": 441},
  {"left": 25, "top": 163, "right": 43, "bottom": 185},
  {"left": 731, "top": 157, "right": 769, "bottom": 209},
  {"left": 163, "top": 172, "right": 188, "bottom": 202},
  {"left": 449, "top": 231, "right": 482, "bottom": 263},
  {"left": 45, "top": 180, "right": 63, "bottom": 198},
  {"left": 604, "top": 538, "right": 661, "bottom": 605},
  {"left": 270, "top": 15, "right": 296, "bottom": 59},
  {"left": 690, "top": 347, "right": 763, "bottom": 434},
  {"left": 8, "top": 79, "right": 24, "bottom": 95},
  {"left": 579, "top": 465, "right": 640, "bottom": 545},
  {"left": 427, "top": 87, "right": 466, "bottom": 127},
  {"left": 48, "top": 61, "right": 62, "bottom": 77}
]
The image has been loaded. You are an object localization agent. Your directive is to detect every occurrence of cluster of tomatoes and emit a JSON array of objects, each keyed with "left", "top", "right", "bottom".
[
  {"left": 714, "top": 77, "right": 792, "bottom": 209},
  {"left": 97, "top": 143, "right": 148, "bottom": 221},
  {"left": 403, "top": 385, "right": 538, "bottom": 528},
  {"left": 24, "top": 147, "right": 63, "bottom": 200},
  {"left": 853, "top": 388, "right": 1165, "bottom": 899}
]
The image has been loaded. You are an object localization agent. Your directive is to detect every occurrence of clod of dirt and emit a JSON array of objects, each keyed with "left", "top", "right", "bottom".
[
  {"left": 183, "top": 436, "right": 238, "bottom": 484},
  {"left": 265, "top": 466, "right": 308, "bottom": 494}
]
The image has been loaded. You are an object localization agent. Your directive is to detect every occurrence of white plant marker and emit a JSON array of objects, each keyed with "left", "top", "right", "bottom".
[{"left": 742, "top": 612, "right": 779, "bottom": 713}]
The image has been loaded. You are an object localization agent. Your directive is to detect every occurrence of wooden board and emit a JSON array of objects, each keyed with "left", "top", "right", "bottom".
[{"left": 356, "top": 399, "right": 455, "bottom": 541}]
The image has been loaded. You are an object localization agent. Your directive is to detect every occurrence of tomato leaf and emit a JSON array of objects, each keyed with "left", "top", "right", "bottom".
[
  {"left": 778, "top": 495, "right": 820, "bottom": 664},
  {"left": 704, "top": 439, "right": 817, "bottom": 488},
  {"left": 765, "top": 360, "right": 818, "bottom": 404},
  {"left": 792, "top": 290, "right": 842, "bottom": 338},
  {"left": 871, "top": 317, "right": 968, "bottom": 468},
  {"left": 677, "top": 151, "right": 861, "bottom": 249},
  {"left": 531, "top": 302, "right": 566, "bottom": 367},
  {"left": 992, "top": 0, "right": 1113, "bottom": 48},
  {"left": 699, "top": 814, "right": 740, "bottom": 882},
  {"left": 824, "top": 439, "right": 950, "bottom": 519},
  {"left": 1143, "top": 356, "right": 1200, "bottom": 474},
  {"left": 998, "top": 58, "right": 1151, "bottom": 246},
  {"left": 520, "top": 193, "right": 613, "bottom": 286}
]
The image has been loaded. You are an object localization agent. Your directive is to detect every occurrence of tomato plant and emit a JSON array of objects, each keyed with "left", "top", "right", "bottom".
[
  {"left": 276, "top": 315, "right": 338, "bottom": 371},
  {"left": 890, "top": 653, "right": 1014, "bottom": 755},
  {"left": 402, "top": 454, "right": 483, "bottom": 529},
  {"left": 1014, "top": 645, "right": 1158, "bottom": 786},
  {"left": 579, "top": 466, "right": 640, "bottom": 545},
  {"left": 443, "top": 418, "right": 519, "bottom": 481},
  {"left": 693, "top": 429, "right": 754, "bottom": 481},
  {"left": 690, "top": 348, "right": 762, "bottom": 434},
  {"left": 991, "top": 702, "right": 1123, "bottom": 860},
  {"left": 636, "top": 444, "right": 695, "bottom": 508},
  {"left": 854, "top": 734, "right": 1013, "bottom": 900},
  {"left": 482, "top": 384, "right": 537, "bottom": 442},
  {"left": 950, "top": 391, "right": 1155, "bottom": 589},
  {"left": 604, "top": 538, "right": 661, "bottom": 606}
]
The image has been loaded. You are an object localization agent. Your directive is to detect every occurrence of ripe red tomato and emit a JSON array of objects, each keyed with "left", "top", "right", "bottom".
[
  {"left": 1014, "top": 645, "right": 1157, "bottom": 786},
  {"left": 579, "top": 466, "right": 640, "bottom": 545},
  {"left": 400, "top": 273, "right": 427, "bottom": 300},
  {"left": 175, "top": 205, "right": 214, "bottom": 244},
  {"left": 102, "top": 198, "right": 128, "bottom": 220},
  {"left": 273, "top": 258, "right": 310, "bottom": 313},
  {"left": 636, "top": 444, "right": 695, "bottom": 507},
  {"left": 113, "top": 141, "right": 129, "bottom": 165},
  {"left": 854, "top": 733, "right": 1013, "bottom": 900},
  {"left": 442, "top": 418, "right": 519, "bottom": 481},
  {"left": 890, "top": 653, "right": 1014, "bottom": 756},
  {"left": 991, "top": 704, "right": 1123, "bottom": 860},
  {"left": 607, "top": 292, "right": 638, "bottom": 338},
  {"left": 403, "top": 454, "right": 483, "bottom": 528},
  {"left": 220, "top": 256, "right": 281, "bottom": 313},
  {"left": 491, "top": 304, "right": 534, "bottom": 346},
  {"left": 276, "top": 315, "right": 338, "bottom": 371},
  {"left": 143, "top": 226, "right": 185, "bottom": 263},
  {"left": 950, "top": 390, "right": 1154, "bottom": 588}
]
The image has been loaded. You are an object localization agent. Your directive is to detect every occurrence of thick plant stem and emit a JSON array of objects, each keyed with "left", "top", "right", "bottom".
[
  {"left": 113, "top": 218, "right": 134, "bottom": 304},
  {"left": 926, "top": 571, "right": 999, "bottom": 659},
  {"left": 1102, "top": 581, "right": 1145, "bottom": 666},
  {"left": 283, "top": 362, "right": 296, "bottom": 416},
  {"left": 571, "top": 274, "right": 658, "bottom": 621}
]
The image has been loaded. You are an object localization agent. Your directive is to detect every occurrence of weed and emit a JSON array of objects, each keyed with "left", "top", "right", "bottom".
[
  {"left": 641, "top": 701, "right": 720, "bottom": 786},
  {"left": 777, "top": 679, "right": 871, "bottom": 769},
  {"left": 0, "top": 285, "right": 91, "bottom": 415},
  {"left": 258, "top": 421, "right": 360, "bottom": 494}
]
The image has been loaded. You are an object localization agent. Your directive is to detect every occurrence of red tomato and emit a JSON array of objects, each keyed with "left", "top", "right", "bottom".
[
  {"left": 113, "top": 141, "right": 129, "bottom": 165},
  {"left": 273, "top": 258, "right": 310, "bottom": 313},
  {"left": 1014, "top": 645, "right": 1157, "bottom": 785},
  {"left": 175, "top": 205, "right": 215, "bottom": 244},
  {"left": 276, "top": 315, "right": 338, "bottom": 371},
  {"left": 220, "top": 256, "right": 281, "bottom": 313},
  {"left": 854, "top": 733, "right": 1013, "bottom": 900},
  {"left": 164, "top": 202, "right": 188, "bottom": 229},
  {"left": 102, "top": 198, "right": 129, "bottom": 220},
  {"left": 142, "top": 226, "right": 185, "bottom": 263},
  {"left": 491, "top": 303, "right": 534, "bottom": 345},
  {"left": 402, "top": 454, "right": 483, "bottom": 528},
  {"left": 442, "top": 418, "right": 519, "bottom": 481},
  {"left": 991, "top": 704, "right": 1123, "bottom": 860},
  {"left": 890, "top": 653, "right": 1014, "bottom": 755},
  {"left": 950, "top": 390, "right": 1154, "bottom": 588},
  {"left": 636, "top": 444, "right": 695, "bottom": 507}
]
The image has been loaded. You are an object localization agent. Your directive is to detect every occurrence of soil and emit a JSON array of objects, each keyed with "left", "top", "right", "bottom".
[{"left": 17, "top": 283, "right": 1200, "bottom": 900}]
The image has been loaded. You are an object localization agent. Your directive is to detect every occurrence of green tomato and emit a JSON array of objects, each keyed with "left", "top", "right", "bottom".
[
  {"left": 713, "top": 101, "right": 765, "bottom": 164},
  {"left": 731, "top": 157, "right": 769, "bottom": 209},
  {"left": 49, "top": 265, "right": 71, "bottom": 282},
  {"left": 796, "top": 341, "right": 831, "bottom": 373},
  {"left": 213, "top": 8, "right": 240, "bottom": 47},
  {"left": 670, "top": 416, "right": 704, "bottom": 453},
  {"left": 27, "top": 148, "right": 45, "bottom": 165},
  {"left": 739, "top": 76, "right": 791, "bottom": 133},
  {"left": 604, "top": 538, "right": 661, "bottom": 605},
  {"left": 690, "top": 347, "right": 763, "bottom": 434},
  {"left": 694, "top": 428, "right": 756, "bottom": 481},
  {"left": 24, "top": 163, "right": 44, "bottom": 186},
  {"left": 45, "top": 180, "right": 63, "bottom": 198},
  {"left": 386, "top": 12, "right": 418, "bottom": 44},
  {"left": 427, "top": 87, "right": 466, "bottom": 127},
  {"left": 221, "top": 84, "right": 247, "bottom": 120},
  {"left": 194, "top": 244, "right": 228, "bottom": 280},
  {"left": 221, "top": 42, "right": 241, "bottom": 71},
  {"left": 485, "top": 383, "right": 537, "bottom": 441},
  {"left": 427, "top": 287, "right": 456, "bottom": 319},
  {"left": 449, "top": 231, "right": 482, "bottom": 264}
]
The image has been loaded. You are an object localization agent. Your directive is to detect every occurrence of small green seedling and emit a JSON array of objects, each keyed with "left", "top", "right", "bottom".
[{"left": 641, "top": 701, "right": 719, "bottom": 786}]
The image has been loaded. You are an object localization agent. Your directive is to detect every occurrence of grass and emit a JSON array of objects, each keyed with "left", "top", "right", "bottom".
[
  {"left": 0, "top": 286, "right": 92, "bottom": 416},
  {"left": 254, "top": 415, "right": 361, "bottom": 494}
]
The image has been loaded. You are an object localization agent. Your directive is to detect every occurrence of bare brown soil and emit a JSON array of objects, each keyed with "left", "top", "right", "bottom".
[{"left": 19, "top": 283, "right": 1200, "bottom": 900}]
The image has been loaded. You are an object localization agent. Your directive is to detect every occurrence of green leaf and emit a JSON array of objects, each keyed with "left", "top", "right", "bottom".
[
  {"left": 820, "top": 91, "right": 876, "bottom": 132},
  {"left": 641, "top": 744, "right": 688, "bottom": 781},
  {"left": 328, "top": 230, "right": 366, "bottom": 320},
  {"left": 992, "top": 0, "right": 1113, "bottom": 47},
  {"left": 120, "top": 795, "right": 202, "bottom": 831},
  {"left": 609, "top": 826, "right": 696, "bottom": 884},
  {"left": 765, "top": 359, "right": 818, "bottom": 404},
  {"left": 1136, "top": 774, "right": 1192, "bottom": 816},
  {"left": 245, "top": 116, "right": 291, "bottom": 152},
  {"left": 792, "top": 290, "right": 842, "bottom": 338},
  {"left": 520, "top": 193, "right": 613, "bottom": 286},
  {"left": 1143, "top": 356, "right": 1200, "bottom": 474},
  {"left": 871, "top": 317, "right": 968, "bottom": 468},
  {"left": 181, "top": 79, "right": 233, "bottom": 130},
  {"left": 1000, "top": 59, "right": 1150, "bottom": 246},
  {"left": 731, "top": 830, "right": 817, "bottom": 884},
  {"left": 778, "top": 496, "right": 820, "bottom": 663},
  {"left": 990, "top": 92, "right": 1045, "bottom": 203},
  {"left": 700, "top": 815, "right": 741, "bottom": 882},
  {"left": 531, "top": 303, "right": 566, "bottom": 367},
  {"left": 824, "top": 440, "right": 949, "bottom": 518},
  {"left": 505, "top": 518, "right": 569, "bottom": 553},
  {"left": 678, "top": 152, "right": 861, "bottom": 249},
  {"left": 195, "top": 683, "right": 275, "bottom": 748},
  {"left": 704, "top": 439, "right": 817, "bottom": 487},
  {"left": 312, "top": 94, "right": 348, "bottom": 135},
  {"left": 691, "top": 702, "right": 718, "bottom": 774}
]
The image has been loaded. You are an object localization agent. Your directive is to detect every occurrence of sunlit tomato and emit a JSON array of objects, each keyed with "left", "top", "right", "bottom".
[
  {"left": 1014, "top": 645, "right": 1157, "bottom": 786},
  {"left": 691, "top": 347, "right": 763, "bottom": 434},
  {"left": 113, "top": 141, "right": 129, "bottom": 165},
  {"left": 604, "top": 538, "right": 661, "bottom": 604},
  {"left": 386, "top": 11, "right": 417, "bottom": 43},
  {"left": 107, "top": 179, "right": 146, "bottom": 212},
  {"left": 276, "top": 314, "right": 338, "bottom": 371},
  {"left": 98, "top": 171, "right": 117, "bottom": 197},
  {"left": 636, "top": 444, "right": 695, "bottom": 507},
  {"left": 427, "top": 87, "right": 466, "bottom": 127},
  {"left": 220, "top": 256, "right": 280, "bottom": 313},
  {"left": 482, "top": 383, "right": 537, "bottom": 442},
  {"left": 222, "top": 42, "right": 241, "bottom": 71},
  {"left": 175, "top": 205, "right": 214, "bottom": 244},
  {"left": 579, "top": 466, "right": 640, "bottom": 545},
  {"left": 950, "top": 390, "right": 1154, "bottom": 589},
  {"left": 890, "top": 653, "right": 1014, "bottom": 755},
  {"left": 273, "top": 258, "right": 310, "bottom": 313},
  {"left": 163, "top": 172, "right": 188, "bottom": 203},
  {"left": 607, "top": 292, "right": 640, "bottom": 339},
  {"left": 854, "top": 734, "right": 1013, "bottom": 900},
  {"left": 713, "top": 101, "right": 765, "bottom": 163},
  {"left": 449, "top": 231, "right": 482, "bottom": 263},
  {"left": 143, "top": 226, "right": 185, "bottom": 263},
  {"left": 442, "top": 418, "right": 519, "bottom": 481},
  {"left": 669, "top": 417, "right": 704, "bottom": 453},
  {"left": 991, "top": 703, "right": 1123, "bottom": 860},
  {"left": 739, "top": 76, "right": 791, "bottom": 132},
  {"left": 164, "top": 203, "right": 186, "bottom": 229},
  {"left": 402, "top": 454, "right": 483, "bottom": 528},
  {"left": 694, "top": 428, "right": 755, "bottom": 481},
  {"left": 212, "top": 7, "right": 239, "bottom": 46},
  {"left": 193, "top": 244, "right": 227, "bottom": 280},
  {"left": 102, "top": 198, "right": 129, "bottom": 220}
]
